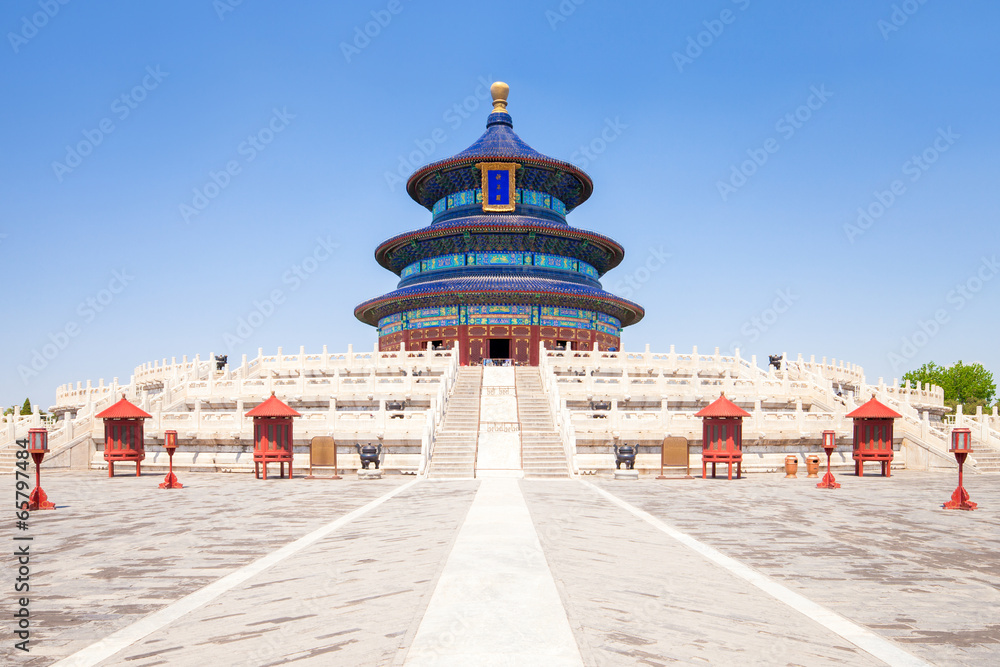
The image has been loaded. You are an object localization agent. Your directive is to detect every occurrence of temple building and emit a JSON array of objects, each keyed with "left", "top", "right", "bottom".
[{"left": 354, "top": 82, "right": 644, "bottom": 365}]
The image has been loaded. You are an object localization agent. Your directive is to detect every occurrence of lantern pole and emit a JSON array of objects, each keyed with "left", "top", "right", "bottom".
[
  {"left": 27, "top": 428, "right": 55, "bottom": 510},
  {"left": 944, "top": 428, "right": 976, "bottom": 510},
  {"left": 159, "top": 430, "right": 183, "bottom": 489},
  {"left": 816, "top": 430, "right": 840, "bottom": 489}
]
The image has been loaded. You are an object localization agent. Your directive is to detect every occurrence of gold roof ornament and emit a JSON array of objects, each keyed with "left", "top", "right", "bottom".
[{"left": 490, "top": 81, "right": 509, "bottom": 114}]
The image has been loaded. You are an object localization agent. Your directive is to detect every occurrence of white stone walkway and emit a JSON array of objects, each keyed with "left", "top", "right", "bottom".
[
  {"left": 405, "top": 478, "right": 582, "bottom": 666},
  {"left": 10, "top": 470, "right": 1000, "bottom": 666}
]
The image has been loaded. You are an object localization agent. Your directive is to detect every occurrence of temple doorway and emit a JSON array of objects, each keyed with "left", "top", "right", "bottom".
[{"left": 488, "top": 338, "right": 511, "bottom": 360}]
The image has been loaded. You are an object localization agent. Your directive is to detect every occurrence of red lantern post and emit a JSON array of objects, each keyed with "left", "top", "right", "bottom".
[
  {"left": 27, "top": 428, "right": 55, "bottom": 511},
  {"left": 816, "top": 430, "right": 840, "bottom": 489},
  {"left": 159, "top": 430, "right": 183, "bottom": 489},
  {"left": 944, "top": 428, "right": 977, "bottom": 510}
]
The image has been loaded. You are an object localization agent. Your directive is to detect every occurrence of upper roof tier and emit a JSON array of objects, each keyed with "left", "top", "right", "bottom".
[{"left": 406, "top": 82, "right": 594, "bottom": 212}]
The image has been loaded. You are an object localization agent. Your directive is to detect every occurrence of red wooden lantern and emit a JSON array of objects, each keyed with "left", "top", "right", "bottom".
[
  {"left": 695, "top": 394, "right": 750, "bottom": 480},
  {"left": 246, "top": 393, "right": 300, "bottom": 480},
  {"left": 846, "top": 397, "right": 900, "bottom": 477},
  {"left": 816, "top": 430, "right": 840, "bottom": 489},
  {"left": 96, "top": 396, "right": 152, "bottom": 477},
  {"left": 159, "top": 430, "right": 183, "bottom": 489},
  {"left": 944, "top": 428, "right": 977, "bottom": 510},
  {"left": 27, "top": 428, "right": 55, "bottom": 510}
]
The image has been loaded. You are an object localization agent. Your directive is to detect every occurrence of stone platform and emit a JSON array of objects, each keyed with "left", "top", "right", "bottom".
[{"left": 8, "top": 469, "right": 999, "bottom": 666}]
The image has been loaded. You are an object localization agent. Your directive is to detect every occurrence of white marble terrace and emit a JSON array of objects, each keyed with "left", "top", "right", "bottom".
[
  {"left": 2, "top": 343, "right": 999, "bottom": 477},
  {"left": 1, "top": 345, "right": 459, "bottom": 475},
  {"left": 539, "top": 344, "right": 1000, "bottom": 475}
]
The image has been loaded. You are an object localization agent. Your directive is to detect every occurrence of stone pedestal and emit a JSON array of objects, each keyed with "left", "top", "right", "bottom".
[
  {"left": 358, "top": 468, "right": 383, "bottom": 480},
  {"left": 613, "top": 469, "right": 639, "bottom": 481}
]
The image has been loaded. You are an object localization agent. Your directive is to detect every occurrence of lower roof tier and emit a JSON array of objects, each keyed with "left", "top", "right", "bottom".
[
  {"left": 375, "top": 216, "right": 625, "bottom": 275},
  {"left": 354, "top": 273, "right": 644, "bottom": 328}
]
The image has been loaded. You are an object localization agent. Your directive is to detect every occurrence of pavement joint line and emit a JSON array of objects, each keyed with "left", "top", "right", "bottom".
[
  {"left": 50, "top": 479, "right": 421, "bottom": 667},
  {"left": 581, "top": 480, "right": 932, "bottom": 667}
]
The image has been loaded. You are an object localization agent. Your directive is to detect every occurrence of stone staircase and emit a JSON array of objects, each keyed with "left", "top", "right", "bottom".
[
  {"left": 427, "top": 367, "right": 483, "bottom": 479},
  {"left": 972, "top": 447, "right": 1000, "bottom": 474},
  {"left": 515, "top": 368, "right": 570, "bottom": 479},
  {"left": 0, "top": 442, "right": 21, "bottom": 474}
]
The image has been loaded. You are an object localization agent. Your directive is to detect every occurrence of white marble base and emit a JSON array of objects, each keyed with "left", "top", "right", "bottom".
[
  {"left": 613, "top": 469, "right": 639, "bottom": 481},
  {"left": 358, "top": 468, "right": 383, "bottom": 480}
]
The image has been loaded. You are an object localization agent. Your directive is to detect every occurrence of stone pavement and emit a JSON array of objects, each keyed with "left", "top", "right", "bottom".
[{"left": 4, "top": 469, "right": 998, "bottom": 666}]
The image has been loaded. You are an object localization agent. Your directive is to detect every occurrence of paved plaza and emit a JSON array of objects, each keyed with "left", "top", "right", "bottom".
[{"left": 6, "top": 469, "right": 999, "bottom": 666}]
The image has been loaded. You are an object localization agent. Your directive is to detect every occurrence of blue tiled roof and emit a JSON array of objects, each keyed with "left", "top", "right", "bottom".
[
  {"left": 373, "top": 215, "right": 626, "bottom": 274},
  {"left": 354, "top": 273, "right": 644, "bottom": 326},
  {"left": 429, "top": 213, "right": 568, "bottom": 231},
  {"left": 406, "top": 111, "right": 593, "bottom": 211},
  {"left": 450, "top": 113, "right": 549, "bottom": 161}
]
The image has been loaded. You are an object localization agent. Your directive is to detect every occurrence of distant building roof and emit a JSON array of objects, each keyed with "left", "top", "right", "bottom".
[
  {"left": 695, "top": 394, "right": 751, "bottom": 418},
  {"left": 96, "top": 396, "right": 151, "bottom": 420},
  {"left": 245, "top": 394, "right": 301, "bottom": 418},
  {"left": 846, "top": 397, "right": 902, "bottom": 419}
]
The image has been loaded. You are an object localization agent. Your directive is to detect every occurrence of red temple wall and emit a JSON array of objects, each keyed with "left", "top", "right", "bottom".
[{"left": 378, "top": 324, "right": 620, "bottom": 365}]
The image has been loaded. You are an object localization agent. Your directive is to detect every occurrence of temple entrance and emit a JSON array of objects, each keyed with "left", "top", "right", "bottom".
[{"left": 488, "top": 338, "right": 510, "bottom": 360}]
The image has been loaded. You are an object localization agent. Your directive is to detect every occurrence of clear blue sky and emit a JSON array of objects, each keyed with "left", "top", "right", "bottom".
[{"left": 2, "top": 0, "right": 998, "bottom": 410}]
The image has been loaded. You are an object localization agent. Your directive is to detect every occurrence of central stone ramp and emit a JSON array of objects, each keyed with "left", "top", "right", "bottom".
[
  {"left": 475, "top": 366, "right": 522, "bottom": 477},
  {"left": 404, "top": 478, "right": 584, "bottom": 666},
  {"left": 427, "top": 367, "right": 482, "bottom": 479}
]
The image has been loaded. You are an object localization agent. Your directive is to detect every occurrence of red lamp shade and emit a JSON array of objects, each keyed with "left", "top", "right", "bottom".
[
  {"left": 950, "top": 428, "right": 972, "bottom": 454},
  {"left": 164, "top": 430, "right": 178, "bottom": 450},
  {"left": 28, "top": 428, "right": 48, "bottom": 453},
  {"left": 822, "top": 430, "right": 835, "bottom": 450}
]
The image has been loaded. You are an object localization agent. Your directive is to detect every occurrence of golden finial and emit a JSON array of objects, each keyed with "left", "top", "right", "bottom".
[{"left": 491, "top": 81, "right": 510, "bottom": 114}]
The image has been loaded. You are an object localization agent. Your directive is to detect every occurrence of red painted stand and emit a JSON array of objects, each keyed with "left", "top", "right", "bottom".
[
  {"left": 944, "top": 428, "right": 977, "bottom": 510},
  {"left": 846, "top": 397, "right": 901, "bottom": 477},
  {"left": 816, "top": 429, "right": 840, "bottom": 489},
  {"left": 27, "top": 428, "right": 55, "bottom": 510},
  {"left": 696, "top": 394, "right": 750, "bottom": 480},
  {"left": 96, "top": 396, "right": 151, "bottom": 477},
  {"left": 159, "top": 430, "right": 183, "bottom": 489},
  {"left": 246, "top": 393, "right": 300, "bottom": 480}
]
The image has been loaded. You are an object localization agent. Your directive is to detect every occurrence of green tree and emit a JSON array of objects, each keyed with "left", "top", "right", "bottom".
[
  {"left": 903, "top": 361, "right": 996, "bottom": 412},
  {"left": 19, "top": 398, "right": 31, "bottom": 415}
]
